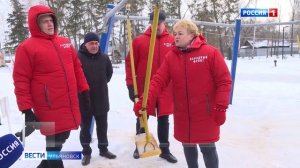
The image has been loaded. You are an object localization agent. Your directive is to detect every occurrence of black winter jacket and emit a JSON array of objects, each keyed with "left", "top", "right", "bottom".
[{"left": 78, "top": 45, "right": 113, "bottom": 115}]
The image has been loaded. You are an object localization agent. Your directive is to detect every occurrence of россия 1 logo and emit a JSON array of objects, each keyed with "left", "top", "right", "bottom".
[{"left": 240, "top": 8, "right": 278, "bottom": 17}]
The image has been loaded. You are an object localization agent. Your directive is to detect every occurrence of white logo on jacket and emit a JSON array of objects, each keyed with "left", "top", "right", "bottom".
[
  {"left": 164, "top": 42, "right": 172, "bottom": 47},
  {"left": 190, "top": 56, "right": 208, "bottom": 63},
  {"left": 60, "top": 43, "right": 72, "bottom": 48}
]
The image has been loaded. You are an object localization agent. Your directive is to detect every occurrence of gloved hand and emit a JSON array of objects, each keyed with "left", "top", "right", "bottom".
[
  {"left": 133, "top": 98, "right": 143, "bottom": 117},
  {"left": 15, "top": 125, "right": 35, "bottom": 142},
  {"left": 22, "top": 109, "right": 36, "bottom": 124},
  {"left": 15, "top": 109, "right": 38, "bottom": 141},
  {"left": 214, "top": 106, "right": 227, "bottom": 126},
  {"left": 127, "top": 85, "right": 135, "bottom": 102},
  {"left": 81, "top": 90, "right": 91, "bottom": 115}
]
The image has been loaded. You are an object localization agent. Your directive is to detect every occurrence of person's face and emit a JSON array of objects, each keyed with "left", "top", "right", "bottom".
[
  {"left": 173, "top": 26, "right": 195, "bottom": 49},
  {"left": 85, "top": 41, "right": 99, "bottom": 54},
  {"left": 39, "top": 15, "right": 54, "bottom": 35},
  {"left": 152, "top": 21, "right": 165, "bottom": 36}
]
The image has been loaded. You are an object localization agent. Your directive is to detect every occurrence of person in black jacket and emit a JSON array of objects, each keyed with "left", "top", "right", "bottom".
[{"left": 78, "top": 32, "right": 115, "bottom": 166}]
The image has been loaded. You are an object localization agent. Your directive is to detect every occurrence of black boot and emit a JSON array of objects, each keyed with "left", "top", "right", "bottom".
[
  {"left": 100, "top": 150, "right": 116, "bottom": 159},
  {"left": 160, "top": 152, "right": 178, "bottom": 163},
  {"left": 81, "top": 155, "right": 91, "bottom": 166},
  {"left": 36, "top": 160, "right": 48, "bottom": 168},
  {"left": 133, "top": 147, "right": 139, "bottom": 159}
]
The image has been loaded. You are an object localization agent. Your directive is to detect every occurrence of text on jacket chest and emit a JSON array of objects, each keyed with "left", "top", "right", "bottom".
[{"left": 189, "top": 55, "right": 208, "bottom": 63}]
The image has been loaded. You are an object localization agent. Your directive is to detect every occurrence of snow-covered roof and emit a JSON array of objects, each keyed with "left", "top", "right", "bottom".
[{"left": 244, "top": 40, "right": 290, "bottom": 48}]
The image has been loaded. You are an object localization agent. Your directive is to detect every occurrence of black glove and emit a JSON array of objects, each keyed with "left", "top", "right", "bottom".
[
  {"left": 15, "top": 125, "right": 35, "bottom": 142},
  {"left": 15, "top": 109, "right": 38, "bottom": 141},
  {"left": 81, "top": 91, "right": 91, "bottom": 114},
  {"left": 24, "top": 109, "right": 36, "bottom": 125},
  {"left": 127, "top": 85, "right": 135, "bottom": 102}
]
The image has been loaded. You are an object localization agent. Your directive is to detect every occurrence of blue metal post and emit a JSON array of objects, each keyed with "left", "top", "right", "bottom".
[
  {"left": 100, "top": 4, "right": 115, "bottom": 54},
  {"left": 230, "top": 19, "right": 241, "bottom": 104},
  {"left": 90, "top": 4, "right": 115, "bottom": 136}
]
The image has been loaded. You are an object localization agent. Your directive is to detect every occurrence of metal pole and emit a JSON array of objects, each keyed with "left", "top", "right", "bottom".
[
  {"left": 115, "top": 15, "right": 300, "bottom": 28},
  {"left": 297, "top": 35, "right": 300, "bottom": 55},
  {"left": 252, "top": 27, "right": 256, "bottom": 59},
  {"left": 271, "top": 33, "right": 274, "bottom": 57},
  {"left": 266, "top": 39, "right": 269, "bottom": 58},
  {"left": 100, "top": 4, "right": 116, "bottom": 54},
  {"left": 252, "top": 0, "right": 257, "bottom": 59},
  {"left": 282, "top": 27, "right": 285, "bottom": 60},
  {"left": 230, "top": 19, "right": 241, "bottom": 104},
  {"left": 123, "top": 11, "right": 127, "bottom": 60},
  {"left": 281, "top": 26, "right": 288, "bottom": 59},
  {"left": 103, "top": 0, "right": 128, "bottom": 25},
  {"left": 114, "top": 15, "right": 235, "bottom": 28},
  {"left": 290, "top": 24, "right": 294, "bottom": 56},
  {"left": 277, "top": 25, "right": 281, "bottom": 57}
]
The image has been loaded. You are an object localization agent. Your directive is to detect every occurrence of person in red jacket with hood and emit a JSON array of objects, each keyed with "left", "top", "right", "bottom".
[
  {"left": 13, "top": 5, "right": 89, "bottom": 168},
  {"left": 125, "top": 11, "right": 177, "bottom": 163},
  {"left": 134, "top": 19, "right": 232, "bottom": 168}
]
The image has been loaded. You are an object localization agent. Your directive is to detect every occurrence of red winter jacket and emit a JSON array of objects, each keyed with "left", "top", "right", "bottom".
[
  {"left": 13, "top": 5, "right": 89, "bottom": 135},
  {"left": 125, "top": 27, "right": 175, "bottom": 116},
  {"left": 147, "top": 35, "right": 232, "bottom": 143}
]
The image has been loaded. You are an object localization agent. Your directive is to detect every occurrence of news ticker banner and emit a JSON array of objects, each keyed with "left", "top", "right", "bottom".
[
  {"left": 241, "top": 8, "right": 278, "bottom": 17},
  {"left": 22, "top": 151, "right": 82, "bottom": 160}
]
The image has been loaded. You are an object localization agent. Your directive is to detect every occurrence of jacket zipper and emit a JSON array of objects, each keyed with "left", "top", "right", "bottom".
[
  {"left": 44, "top": 85, "right": 51, "bottom": 108},
  {"left": 184, "top": 54, "right": 191, "bottom": 143},
  {"left": 51, "top": 40, "right": 77, "bottom": 126},
  {"left": 205, "top": 95, "right": 211, "bottom": 116}
]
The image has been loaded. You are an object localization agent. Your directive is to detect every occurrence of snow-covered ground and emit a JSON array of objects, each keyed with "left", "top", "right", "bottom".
[{"left": 1, "top": 55, "right": 300, "bottom": 168}]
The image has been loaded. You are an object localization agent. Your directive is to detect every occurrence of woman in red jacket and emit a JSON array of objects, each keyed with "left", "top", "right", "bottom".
[
  {"left": 134, "top": 19, "right": 232, "bottom": 168},
  {"left": 13, "top": 5, "right": 89, "bottom": 168}
]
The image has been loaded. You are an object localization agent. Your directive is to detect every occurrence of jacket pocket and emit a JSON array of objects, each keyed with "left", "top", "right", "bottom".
[{"left": 44, "top": 85, "right": 51, "bottom": 108}]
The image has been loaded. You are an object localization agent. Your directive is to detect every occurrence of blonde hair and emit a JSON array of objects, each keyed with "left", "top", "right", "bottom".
[{"left": 173, "top": 19, "right": 199, "bottom": 36}]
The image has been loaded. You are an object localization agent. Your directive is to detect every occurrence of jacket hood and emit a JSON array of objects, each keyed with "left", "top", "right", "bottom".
[
  {"left": 28, "top": 5, "right": 58, "bottom": 38},
  {"left": 144, "top": 26, "right": 170, "bottom": 37},
  {"left": 173, "top": 34, "right": 207, "bottom": 53}
]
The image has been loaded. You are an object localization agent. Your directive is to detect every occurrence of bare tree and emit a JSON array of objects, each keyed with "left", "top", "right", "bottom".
[
  {"left": 289, "top": 0, "right": 300, "bottom": 56},
  {"left": 187, "top": 0, "right": 239, "bottom": 57}
]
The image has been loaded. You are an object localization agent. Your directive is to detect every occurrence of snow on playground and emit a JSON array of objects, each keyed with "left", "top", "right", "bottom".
[{"left": 1, "top": 55, "right": 300, "bottom": 168}]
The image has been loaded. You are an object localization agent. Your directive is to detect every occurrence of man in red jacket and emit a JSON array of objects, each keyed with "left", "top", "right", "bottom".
[
  {"left": 13, "top": 5, "right": 89, "bottom": 168},
  {"left": 125, "top": 11, "right": 177, "bottom": 163},
  {"left": 134, "top": 19, "right": 232, "bottom": 168}
]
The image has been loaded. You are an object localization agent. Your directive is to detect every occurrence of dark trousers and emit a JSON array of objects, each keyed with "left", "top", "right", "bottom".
[
  {"left": 80, "top": 113, "right": 109, "bottom": 156},
  {"left": 183, "top": 143, "right": 219, "bottom": 168},
  {"left": 136, "top": 113, "right": 170, "bottom": 154},
  {"left": 38, "top": 131, "right": 71, "bottom": 168}
]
